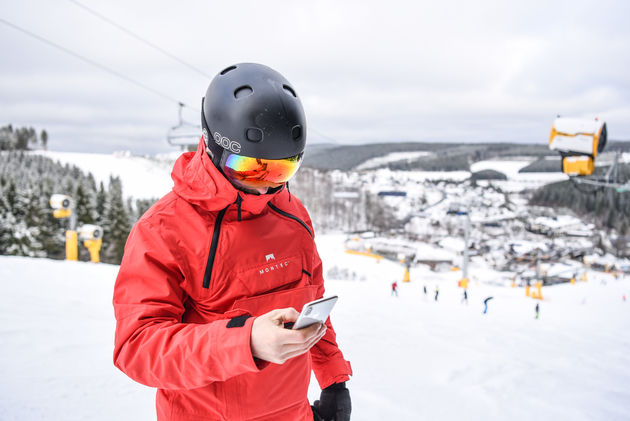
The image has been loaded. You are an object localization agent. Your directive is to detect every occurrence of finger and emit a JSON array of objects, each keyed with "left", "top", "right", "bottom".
[
  {"left": 280, "top": 325, "right": 327, "bottom": 357},
  {"left": 299, "top": 327, "right": 326, "bottom": 351},
  {"left": 270, "top": 307, "right": 299, "bottom": 323},
  {"left": 295, "top": 323, "right": 326, "bottom": 342},
  {"left": 279, "top": 345, "right": 311, "bottom": 362},
  {"left": 282, "top": 322, "right": 324, "bottom": 344},
  {"left": 279, "top": 333, "right": 323, "bottom": 360}
]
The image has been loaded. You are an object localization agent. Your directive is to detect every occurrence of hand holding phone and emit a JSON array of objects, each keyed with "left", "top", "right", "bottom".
[{"left": 286, "top": 296, "right": 338, "bottom": 330}]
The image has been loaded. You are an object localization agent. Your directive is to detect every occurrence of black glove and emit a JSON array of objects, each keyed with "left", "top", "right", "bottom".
[{"left": 312, "top": 382, "right": 351, "bottom": 421}]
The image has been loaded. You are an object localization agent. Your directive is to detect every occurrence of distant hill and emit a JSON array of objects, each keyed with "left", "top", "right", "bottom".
[
  {"left": 303, "top": 140, "right": 630, "bottom": 171},
  {"left": 302, "top": 142, "right": 550, "bottom": 171}
]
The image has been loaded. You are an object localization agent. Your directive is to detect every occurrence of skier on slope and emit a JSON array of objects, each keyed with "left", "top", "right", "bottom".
[
  {"left": 435, "top": 285, "right": 440, "bottom": 302},
  {"left": 391, "top": 281, "right": 398, "bottom": 297},
  {"left": 483, "top": 296, "right": 493, "bottom": 314},
  {"left": 113, "top": 63, "right": 352, "bottom": 421}
]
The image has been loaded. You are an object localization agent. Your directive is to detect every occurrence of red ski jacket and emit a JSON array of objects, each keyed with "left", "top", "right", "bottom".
[{"left": 113, "top": 140, "right": 352, "bottom": 421}]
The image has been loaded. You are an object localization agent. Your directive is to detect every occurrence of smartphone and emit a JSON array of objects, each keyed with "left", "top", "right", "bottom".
[{"left": 289, "top": 296, "right": 338, "bottom": 330}]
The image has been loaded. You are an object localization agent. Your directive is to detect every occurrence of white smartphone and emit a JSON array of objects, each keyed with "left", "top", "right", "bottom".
[{"left": 291, "top": 295, "right": 338, "bottom": 330}]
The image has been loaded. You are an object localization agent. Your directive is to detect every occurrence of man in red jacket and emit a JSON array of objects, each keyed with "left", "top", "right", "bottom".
[{"left": 113, "top": 63, "right": 352, "bottom": 421}]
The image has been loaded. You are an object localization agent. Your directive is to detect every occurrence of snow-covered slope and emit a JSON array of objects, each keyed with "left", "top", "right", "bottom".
[
  {"left": 356, "top": 151, "right": 432, "bottom": 170},
  {"left": 34, "top": 150, "right": 178, "bottom": 200},
  {"left": 2, "top": 235, "right": 629, "bottom": 420},
  {"left": 470, "top": 159, "right": 533, "bottom": 177},
  {"left": 469, "top": 159, "right": 568, "bottom": 191}
]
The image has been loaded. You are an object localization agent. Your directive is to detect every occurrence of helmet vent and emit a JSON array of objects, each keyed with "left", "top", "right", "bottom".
[
  {"left": 246, "top": 128, "right": 264, "bottom": 142},
  {"left": 291, "top": 125, "right": 302, "bottom": 141},
  {"left": 283, "top": 84, "right": 297, "bottom": 97},
  {"left": 220, "top": 65, "right": 237, "bottom": 75},
  {"left": 234, "top": 85, "right": 253, "bottom": 99}
]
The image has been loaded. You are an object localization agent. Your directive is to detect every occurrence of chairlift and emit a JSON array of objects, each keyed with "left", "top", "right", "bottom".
[{"left": 166, "top": 102, "right": 201, "bottom": 149}]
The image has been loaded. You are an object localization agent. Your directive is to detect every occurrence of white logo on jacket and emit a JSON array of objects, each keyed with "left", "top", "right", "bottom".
[
  {"left": 265, "top": 254, "right": 276, "bottom": 262},
  {"left": 259, "top": 261, "right": 290, "bottom": 275}
]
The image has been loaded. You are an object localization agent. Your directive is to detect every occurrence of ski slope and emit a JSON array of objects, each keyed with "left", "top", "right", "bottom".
[
  {"left": 355, "top": 151, "right": 432, "bottom": 170},
  {"left": 469, "top": 159, "right": 568, "bottom": 192},
  {"left": 1, "top": 235, "right": 629, "bottom": 420},
  {"left": 33, "top": 150, "right": 177, "bottom": 200}
]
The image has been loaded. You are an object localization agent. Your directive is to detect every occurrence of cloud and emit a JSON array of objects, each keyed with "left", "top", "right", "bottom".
[{"left": 1, "top": 0, "right": 629, "bottom": 153}]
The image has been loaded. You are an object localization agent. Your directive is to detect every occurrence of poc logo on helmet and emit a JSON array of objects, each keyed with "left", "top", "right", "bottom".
[{"left": 214, "top": 132, "right": 241, "bottom": 154}]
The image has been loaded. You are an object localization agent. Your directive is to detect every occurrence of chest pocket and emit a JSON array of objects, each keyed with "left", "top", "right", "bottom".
[
  {"left": 232, "top": 253, "right": 305, "bottom": 298},
  {"left": 221, "top": 254, "right": 317, "bottom": 319},
  {"left": 226, "top": 283, "right": 319, "bottom": 319}
]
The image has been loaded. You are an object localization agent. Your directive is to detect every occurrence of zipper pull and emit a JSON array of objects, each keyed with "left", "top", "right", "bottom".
[{"left": 235, "top": 194, "right": 243, "bottom": 221}]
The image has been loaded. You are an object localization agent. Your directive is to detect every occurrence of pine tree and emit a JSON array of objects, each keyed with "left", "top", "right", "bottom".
[
  {"left": 0, "top": 125, "right": 17, "bottom": 150},
  {"left": 5, "top": 182, "right": 35, "bottom": 255},
  {"left": 0, "top": 194, "right": 13, "bottom": 254},
  {"left": 21, "top": 183, "right": 46, "bottom": 257},
  {"left": 619, "top": 218, "right": 629, "bottom": 236},
  {"left": 75, "top": 183, "right": 96, "bottom": 226},
  {"left": 38, "top": 178, "right": 65, "bottom": 260},
  {"left": 29, "top": 129, "right": 39, "bottom": 149},
  {"left": 135, "top": 198, "right": 157, "bottom": 221},
  {"left": 41, "top": 130, "right": 48, "bottom": 151},
  {"left": 103, "top": 176, "right": 131, "bottom": 264},
  {"left": 95, "top": 182, "right": 107, "bottom": 225}
]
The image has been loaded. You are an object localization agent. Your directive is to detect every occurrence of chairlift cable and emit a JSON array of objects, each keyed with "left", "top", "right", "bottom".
[
  {"left": 67, "top": 0, "right": 344, "bottom": 144},
  {"left": 67, "top": 0, "right": 212, "bottom": 80},
  {"left": 2, "top": 14, "right": 341, "bottom": 145},
  {"left": 0, "top": 17, "right": 198, "bottom": 112},
  {"left": 310, "top": 127, "right": 342, "bottom": 144}
]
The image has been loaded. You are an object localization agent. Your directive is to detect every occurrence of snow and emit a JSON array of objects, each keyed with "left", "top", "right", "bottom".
[
  {"left": 33, "top": 150, "right": 177, "bottom": 200},
  {"left": 355, "top": 151, "right": 432, "bottom": 170},
  {"left": 0, "top": 257, "right": 155, "bottom": 421},
  {"left": 413, "top": 241, "right": 458, "bottom": 262},
  {"left": 552, "top": 118, "right": 604, "bottom": 136},
  {"left": 469, "top": 159, "right": 568, "bottom": 192},
  {"left": 2, "top": 237, "right": 630, "bottom": 421},
  {"left": 470, "top": 159, "right": 532, "bottom": 178},
  {"left": 533, "top": 215, "right": 586, "bottom": 230},
  {"left": 370, "top": 168, "right": 471, "bottom": 185},
  {"left": 549, "top": 118, "right": 603, "bottom": 156}
]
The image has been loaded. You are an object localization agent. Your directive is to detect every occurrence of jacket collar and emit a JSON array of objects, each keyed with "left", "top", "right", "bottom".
[{"left": 171, "top": 138, "right": 283, "bottom": 214}]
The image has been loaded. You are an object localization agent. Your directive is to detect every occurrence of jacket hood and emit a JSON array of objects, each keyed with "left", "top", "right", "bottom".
[{"left": 171, "top": 138, "right": 283, "bottom": 214}]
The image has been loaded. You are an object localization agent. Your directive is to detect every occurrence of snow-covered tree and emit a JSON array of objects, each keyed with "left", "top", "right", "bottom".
[{"left": 102, "top": 176, "right": 131, "bottom": 264}]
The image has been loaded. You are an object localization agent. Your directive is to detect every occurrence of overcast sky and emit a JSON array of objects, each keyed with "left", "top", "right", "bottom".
[{"left": 1, "top": 0, "right": 629, "bottom": 154}]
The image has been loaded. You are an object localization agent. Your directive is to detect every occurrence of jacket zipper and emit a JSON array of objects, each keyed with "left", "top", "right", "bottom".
[
  {"left": 268, "top": 202, "right": 313, "bottom": 237},
  {"left": 202, "top": 206, "right": 229, "bottom": 289},
  {"left": 203, "top": 200, "right": 311, "bottom": 289}
]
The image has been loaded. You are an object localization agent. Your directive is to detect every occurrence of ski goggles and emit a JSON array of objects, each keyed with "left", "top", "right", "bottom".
[{"left": 220, "top": 152, "right": 304, "bottom": 189}]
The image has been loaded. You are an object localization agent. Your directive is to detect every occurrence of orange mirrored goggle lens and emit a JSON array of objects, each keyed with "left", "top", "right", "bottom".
[{"left": 222, "top": 153, "right": 303, "bottom": 189}]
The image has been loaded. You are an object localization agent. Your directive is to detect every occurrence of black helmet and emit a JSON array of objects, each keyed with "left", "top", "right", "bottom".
[{"left": 201, "top": 63, "right": 306, "bottom": 166}]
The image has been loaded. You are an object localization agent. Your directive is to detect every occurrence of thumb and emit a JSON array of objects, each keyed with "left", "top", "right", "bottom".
[{"left": 269, "top": 307, "right": 299, "bottom": 324}]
